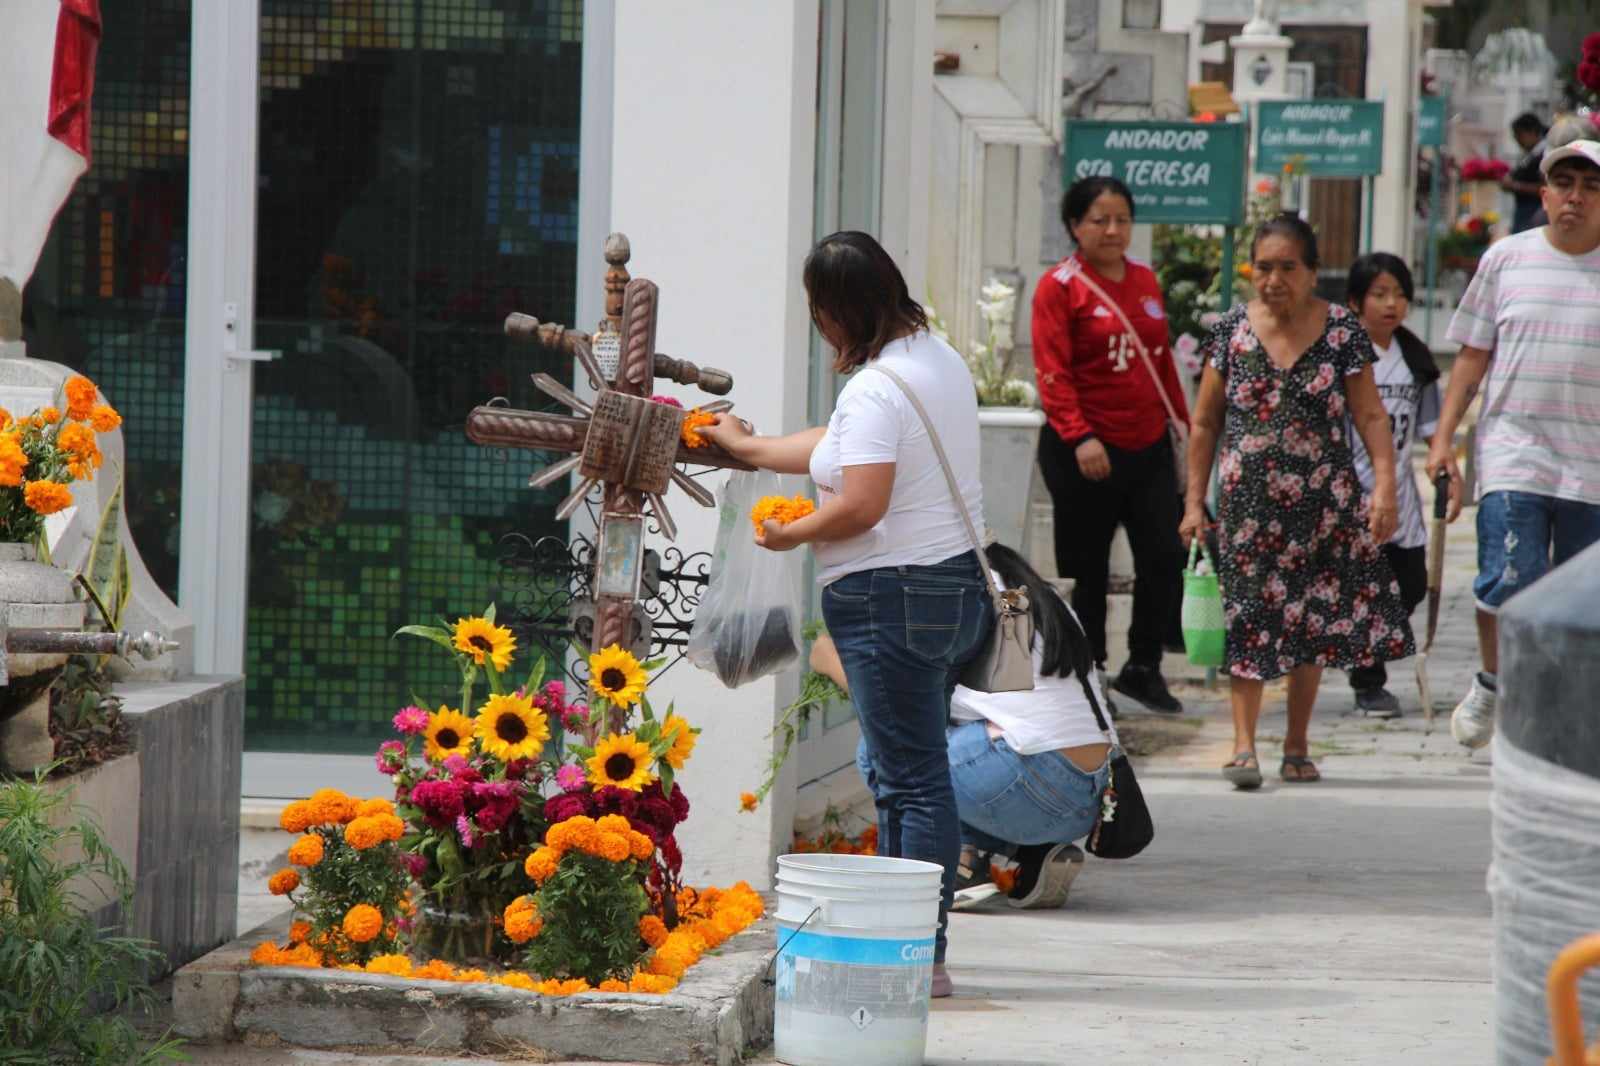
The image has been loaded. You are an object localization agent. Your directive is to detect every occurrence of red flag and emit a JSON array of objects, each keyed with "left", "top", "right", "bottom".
[{"left": 0, "top": 0, "right": 102, "bottom": 292}]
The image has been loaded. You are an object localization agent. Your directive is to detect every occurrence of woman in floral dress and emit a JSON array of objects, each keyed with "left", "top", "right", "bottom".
[{"left": 1181, "top": 215, "right": 1415, "bottom": 788}]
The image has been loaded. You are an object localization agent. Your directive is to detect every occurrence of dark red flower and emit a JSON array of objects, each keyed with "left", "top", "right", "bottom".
[
  {"left": 658, "top": 834, "right": 683, "bottom": 875},
  {"left": 1581, "top": 61, "right": 1600, "bottom": 92},
  {"left": 543, "top": 793, "right": 591, "bottom": 824},
  {"left": 402, "top": 852, "right": 428, "bottom": 879},
  {"left": 470, "top": 781, "right": 522, "bottom": 833},
  {"left": 641, "top": 780, "right": 690, "bottom": 824},
  {"left": 1583, "top": 32, "right": 1600, "bottom": 57},
  {"left": 409, "top": 779, "right": 466, "bottom": 828},
  {"left": 592, "top": 786, "right": 642, "bottom": 819}
]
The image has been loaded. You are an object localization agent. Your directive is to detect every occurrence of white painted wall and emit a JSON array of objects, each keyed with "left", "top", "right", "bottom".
[
  {"left": 609, "top": 1, "right": 819, "bottom": 890},
  {"left": 1365, "top": 0, "right": 1425, "bottom": 261}
]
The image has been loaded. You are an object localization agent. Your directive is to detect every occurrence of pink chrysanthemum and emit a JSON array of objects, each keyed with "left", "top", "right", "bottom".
[
  {"left": 555, "top": 764, "right": 587, "bottom": 792},
  {"left": 392, "top": 705, "right": 429, "bottom": 735},
  {"left": 375, "top": 740, "right": 405, "bottom": 774},
  {"left": 650, "top": 394, "right": 683, "bottom": 408},
  {"left": 456, "top": 814, "right": 479, "bottom": 848}
]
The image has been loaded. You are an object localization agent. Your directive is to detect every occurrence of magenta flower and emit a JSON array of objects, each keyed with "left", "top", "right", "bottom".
[
  {"left": 470, "top": 780, "right": 522, "bottom": 833},
  {"left": 393, "top": 705, "right": 429, "bottom": 736},
  {"left": 650, "top": 394, "right": 683, "bottom": 408},
  {"left": 555, "top": 764, "right": 587, "bottom": 792},
  {"left": 562, "top": 704, "right": 589, "bottom": 734},
  {"left": 374, "top": 740, "right": 405, "bottom": 775},
  {"left": 410, "top": 778, "right": 465, "bottom": 828},
  {"left": 402, "top": 852, "right": 428, "bottom": 879},
  {"left": 455, "top": 814, "right": 479, "bottom": 849}
]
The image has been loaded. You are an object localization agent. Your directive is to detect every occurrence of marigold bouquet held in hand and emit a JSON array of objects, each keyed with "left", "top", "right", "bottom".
[
  {"left": 749, "top": 493, "right": 815, "bottom": 544},
  {"left": 0, "top": 374, "right": 121, "bottom": 542}
]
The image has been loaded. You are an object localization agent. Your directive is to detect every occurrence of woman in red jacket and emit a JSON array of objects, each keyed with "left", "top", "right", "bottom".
[{"left": 1033, "top": 175, "right": 1188, "bottom": 715}]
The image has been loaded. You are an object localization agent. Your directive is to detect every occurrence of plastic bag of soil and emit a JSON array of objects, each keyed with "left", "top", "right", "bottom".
[{"left": 687, "top": 470, "right": 804, "bottom": 688}]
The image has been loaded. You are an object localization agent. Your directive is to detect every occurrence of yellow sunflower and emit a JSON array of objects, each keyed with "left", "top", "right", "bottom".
[
  {"left": 587, "top": 644, "right": 648, "bottom": 707},
  {"left": 474, "top": 693, "right": 550, "bottom": 762},
  {"left": 423, "top": 705, "right": 475, "bottom": 761},
  {"left": 451, "top": 616, "right": 516, "bottom": 673},
  {"left": 661, "top": 714, "right": 698, "bottom": 770},
  {"left": 586, "top": 732, "right": 658, "bottom": 792}
]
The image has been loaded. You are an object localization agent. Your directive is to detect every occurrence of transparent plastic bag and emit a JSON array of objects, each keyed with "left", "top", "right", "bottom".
[{"left": 687, "top": 470, "right": 804, "bottom": 688}]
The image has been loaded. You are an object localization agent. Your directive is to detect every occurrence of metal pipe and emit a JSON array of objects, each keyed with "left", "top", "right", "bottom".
[{"left": 5, "top": 629, "right": 180, "bottom": 660}]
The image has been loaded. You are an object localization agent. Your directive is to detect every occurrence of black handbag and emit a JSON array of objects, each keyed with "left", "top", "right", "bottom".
[{"left": 1077, "top": 669, "right": 1154, "bottom": 860}]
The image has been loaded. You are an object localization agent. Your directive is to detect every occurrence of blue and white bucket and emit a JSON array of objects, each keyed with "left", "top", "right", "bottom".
[{"left": 773, "top": 853, "right": 943, "bottom": 1066}]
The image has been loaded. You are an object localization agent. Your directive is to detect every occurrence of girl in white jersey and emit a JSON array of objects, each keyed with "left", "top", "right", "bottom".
[{"left": 1343, "top": 254, "right": 1442, "bottom": 716}]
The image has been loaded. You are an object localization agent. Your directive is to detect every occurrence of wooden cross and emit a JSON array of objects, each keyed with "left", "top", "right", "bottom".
[{"left": 465, "top": 232, "right": 752, "bottom": 653}]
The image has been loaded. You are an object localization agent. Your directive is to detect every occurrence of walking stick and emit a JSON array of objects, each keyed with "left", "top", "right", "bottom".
[{"left": 1418, "top": 471, "right": 1450, "bottom": 729}]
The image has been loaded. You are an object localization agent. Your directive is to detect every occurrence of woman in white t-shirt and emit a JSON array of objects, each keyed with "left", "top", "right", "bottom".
[
  {"left": 816, "top": 544, "right": 1118, "bottom": 912},
  {"left": 700, "top": 231, "right": 992, "bottom": 998}
]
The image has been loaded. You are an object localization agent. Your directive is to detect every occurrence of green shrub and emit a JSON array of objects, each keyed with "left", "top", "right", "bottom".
[{"left": 0, "top": 772, "right": 182, "bottom": 1064}]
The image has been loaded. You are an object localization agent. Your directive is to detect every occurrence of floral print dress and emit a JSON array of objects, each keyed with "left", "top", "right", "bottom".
[{"left": 1202, "top": 304, "right": 1416, "bottom": 681}]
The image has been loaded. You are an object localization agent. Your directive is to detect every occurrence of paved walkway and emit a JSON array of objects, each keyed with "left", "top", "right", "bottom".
[{"left": 174, "top": 461, "right": 1497, "bottom": 1064}]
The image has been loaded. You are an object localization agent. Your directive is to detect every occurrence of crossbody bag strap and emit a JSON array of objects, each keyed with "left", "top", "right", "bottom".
[
  {"left": 1075, "top": 665, "right": 1114, "bottom": 740},
  {"left": 1062, "top": 260, "right": 1187, "bottom": 443},
  {"left": 866, "top": 364, "right": 1006, "bottom": 609}
]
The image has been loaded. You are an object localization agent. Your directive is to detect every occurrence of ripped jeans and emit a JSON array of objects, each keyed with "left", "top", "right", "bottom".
[{"left": 1473, "top": 491, "right": 1600, "bottom": 613}]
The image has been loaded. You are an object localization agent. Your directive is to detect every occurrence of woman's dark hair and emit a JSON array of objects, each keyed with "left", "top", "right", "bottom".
[
  {"left": 1346, "top": 253, "right": 1415, "bottom": 306},
  {"left": 1060, "top": 176, "right": 1136, "bottom": 244},
  {"left": 803, "top": 231, "right": 928, "bottom": 373},
  {"left": 1511, "top": 112, "right": 1548, "bottom": 138},
  {"left": 984, "top": 543, "right": 1091, "bottom": 682},
  {"left": 1251, "top": 212, "right": 1320, "bottom": 269}
]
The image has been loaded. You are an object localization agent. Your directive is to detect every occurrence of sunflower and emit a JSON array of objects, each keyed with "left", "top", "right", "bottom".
[
  {"left": 474, "top": 693, "right": 550, "bottom": 762},
  {"left": 451, "top": 616, "right": 516, "bottom": 672},
  {"left": 587, "top": 644, "right": 648, "bottom": 708},
  {"left": 423, "top": 705, "right": 475, "bottom": 761},
  {"left": 586, "top": 732, "right": 657, "bottom": 792},
  {"left": 661, "top": 714, "right": 698, "bottom": 770}
]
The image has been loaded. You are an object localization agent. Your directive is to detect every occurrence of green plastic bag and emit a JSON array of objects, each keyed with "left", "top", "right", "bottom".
[{"left": 1181, "top": 538, "right": 1225, "bottom": 668}]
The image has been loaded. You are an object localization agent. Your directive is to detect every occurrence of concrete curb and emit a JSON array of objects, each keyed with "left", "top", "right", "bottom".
[{"left": 173, "top": 911, "right": 776, "bottom": 1065}]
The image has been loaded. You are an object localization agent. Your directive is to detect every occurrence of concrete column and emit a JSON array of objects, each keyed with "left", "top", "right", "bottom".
[
  {"left": 609, "top": 1, "right": 819, "bottom": 889},
  {"left": 1366, "top": 1, "right": 1424, "bottom": 261}
]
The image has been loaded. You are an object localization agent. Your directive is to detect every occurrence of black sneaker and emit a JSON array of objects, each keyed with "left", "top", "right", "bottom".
[
  {"left": 1112, "top": 664, "right": 1183, "bottom": 714},
  {"left": 1354, "top": 687, "right": 1402, "bottom": 719},
  {"left": 1008, "top": 843, "right": 1085, "bottom": 909}
]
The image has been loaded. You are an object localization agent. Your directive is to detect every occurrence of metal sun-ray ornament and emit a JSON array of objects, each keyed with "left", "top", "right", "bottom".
[{"left": 465, "top": 233, "right": 751, "bottom": 657}]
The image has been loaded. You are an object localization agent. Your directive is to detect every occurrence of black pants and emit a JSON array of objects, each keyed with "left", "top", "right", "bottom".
[
  {"left": 1037, "top": 426, "right": 1183, "bottom": 669},
  {"left": 1349, "top": 544, "right": 1428, "bottom": 690}
]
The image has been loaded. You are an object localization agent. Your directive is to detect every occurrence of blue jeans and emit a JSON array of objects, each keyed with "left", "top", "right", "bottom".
[
  {"left": 856, "top": 726, "right": 1111, "bottom": 858},
  {"left": 823, "top": 551, "right": 992, "bottom": 964},
  {"left": 1473, "top": 491, "right": 1600, "bottom": 613}
]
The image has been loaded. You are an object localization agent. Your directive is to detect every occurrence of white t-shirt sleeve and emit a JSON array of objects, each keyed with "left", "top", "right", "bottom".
[{"left": 835, "top": 380, "right": 904, "bottom": 467}]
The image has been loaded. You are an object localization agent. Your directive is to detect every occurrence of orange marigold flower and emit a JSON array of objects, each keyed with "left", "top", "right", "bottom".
[
  {"left": 267, "top": 868, "right": 300, "bottom": 895},
  {"left": 356, "top": 797, "right": 395, "bottom": 818},
  {"left": 0, "top": 432, "right": 26, "bottom": 487},
  {"left": 680, "top": 408, "right": 715, "bottom": 448},
  {"left": 343, "top": 816, "right": 387, "bottom": 851},
  {"left": 597, "top": 978, "right": 628, "bottom": 993},
  {"left": 88, "top": 404, "right": 121, "bottom": 433},
  {"left": 288, "top": 920, "right": 312, "bottom": 944},
  {"left": 64, "top": 375, "right": 98, "bottom": 421},
  {"left": 250, "top": 941, "right": 284, "bottom": 965},
  {"left": 36, "top": 406, "right": 60, "bottom": 424},
  {"left": 495, "top": 972, "right": 537, "bottom": 991},
  {"left": 628, "top": 831, "right": 655, "bottom": 861},
  {"left": 364, "top": 953, "right": 412, "bottom": 977},
  {"left": 639, "top": 914, "right": 669, "bottom": 948},
  {"left": 524, "top": 846, "right": 562, "bottom": 883},
  {"left": 279, "top": 800, "right": 315, "bottom": 833},
  {"left": 23, "top": 480, "right": 73, "bottom": 516},
  {"left": 342, "top": 903, "right": 383, "bottom": 943},
  {"left": 629, "top": 971, "right": 678, "bottom": 994},
  {"left": 308, "top": 788, "right": 359, "bottom": 825},
  {"left": 451, "top": 968, "right": 489, "bottom": 983},
  {"left": 287, "top": 834, "right": 324, "bottom": 867},
  {"left": 504, "top": 896, "right": 543, "bottom": 943},
  {"left": 537, "top": 977, "right": 591, "bottom": 996},
  {"left": 58, "top": 421, "right": 98, "bottom": 459},
  {"left": 749, "top": 494, "right": 815, "bottom": 535},
  {"left": 411, "top": 960, "right": 457, "bottom": 981},
  {"left": 596, "top": 813, "right": 632, "bottom": 836},
  {"left": 739, "top": 792, "right": 758, "bottom": 812},
  {"left": 596, "top": 832, "right": 631, "bottom": 863},
  {"left": 276, "top": 943, "right": 325, "bottom": 968}
]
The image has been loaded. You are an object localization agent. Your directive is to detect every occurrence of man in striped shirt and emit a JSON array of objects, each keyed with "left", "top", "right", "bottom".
[{"left": 1428, "top": 140, "right": 1600, "bottom": 750}]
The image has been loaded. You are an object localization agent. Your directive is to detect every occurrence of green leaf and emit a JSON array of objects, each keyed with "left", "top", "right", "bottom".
[
  {"left": 522, "top": 655, "right": 547, "bottom": 697},
  {"left": 483, "top": 602, "right": 497, "bottom": 624},
  {"left": 484, "top": 657, "right": 505, "bottom": 697},
  {"left": 639, "top": 694, "right": 655, "bottom": 722},
  {"left": 658, "top": 763, "right": 674, "bottom": 797},
  {"left": 394, "top": 625, "right": 454, "bottom": 651}
]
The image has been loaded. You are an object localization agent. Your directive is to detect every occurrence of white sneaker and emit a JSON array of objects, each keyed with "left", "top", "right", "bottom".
[{"left": 1450, "top": 673, "right": 1496, "bottom": 750}]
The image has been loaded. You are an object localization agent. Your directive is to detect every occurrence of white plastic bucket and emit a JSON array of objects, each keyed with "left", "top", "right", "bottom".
[{"left": 773, "top": 853, "right": 942, "bottom": 1066}]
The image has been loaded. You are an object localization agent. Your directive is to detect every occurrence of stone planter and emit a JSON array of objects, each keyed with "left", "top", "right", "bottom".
[
  {"left": 0, "top": 542, "right": 84, "bottom": 773},
  {"left": 40, "top": 750, "right": 142, "bottom": 921},
  {"left": 977, "top": 407, "right": 1045, "bottom": 553}
]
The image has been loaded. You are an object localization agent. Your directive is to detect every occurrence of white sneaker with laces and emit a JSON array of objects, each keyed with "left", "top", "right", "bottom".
[{"left": 1450, "top": 673, "right": 1496, "bottom": 750}]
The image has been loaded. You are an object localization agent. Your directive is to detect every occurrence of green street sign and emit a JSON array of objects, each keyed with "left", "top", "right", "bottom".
[
  {"left": 1064, "top": 120, "right": 1247, "bottom": 226},
  {"left": 1418, "top": 96, "right": 1447, "bottom": 148},
  {"left": 1256, "top": 100, "right": 1386, "bottom": 177}
]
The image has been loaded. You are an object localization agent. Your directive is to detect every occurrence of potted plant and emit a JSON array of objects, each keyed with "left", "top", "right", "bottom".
[
  {"left": 1459, "top": 157, "right": 1510, "bottom": 217},
  {"left": 928, "top": 280, "right": 1042, "bottom": 552},
  {"left": 1437, "top": 209, "right": 1498, "bottom": 276}
]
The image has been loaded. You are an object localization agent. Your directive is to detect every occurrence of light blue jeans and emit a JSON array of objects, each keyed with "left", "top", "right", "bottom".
[{"left": 855, "top": 722, "right": 1111, "bottom": 859}]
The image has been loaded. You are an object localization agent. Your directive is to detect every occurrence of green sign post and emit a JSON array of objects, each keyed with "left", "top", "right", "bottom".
[
  {"left": 1256, "top": 100, "right": 1386, "bottom": 253},
  {"left": 1065, "top": 120, "right": 1248, "bottom": 324},
  {"left": 1419, "top": 95, "right": 1447, "bottom": 149}
]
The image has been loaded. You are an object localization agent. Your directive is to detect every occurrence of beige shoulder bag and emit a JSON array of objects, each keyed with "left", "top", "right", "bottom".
[{"left": 869, "top": 365, "right": 1034, "bottom": 693}]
